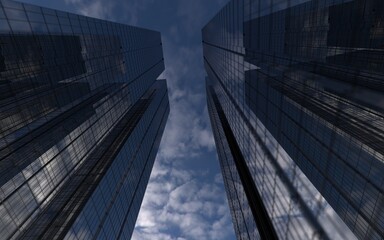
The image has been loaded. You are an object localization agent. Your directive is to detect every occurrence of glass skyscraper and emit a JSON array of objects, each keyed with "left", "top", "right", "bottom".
[
  {"left": 204, "top": 0, "right": 383, "bottom": 239},
  {"left": 0, "top": 0, "right": 169, "bottom": 239}
]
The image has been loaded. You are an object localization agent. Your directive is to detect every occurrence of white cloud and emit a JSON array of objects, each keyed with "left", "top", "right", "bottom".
[
  {"left": 158, "top": 99, "right": 215, "bottom": 160},
  {"left": 214, "top": 173, "right": 223, "bottom": 185},
  {"left": 132, "top": 156, "right": 234, "bottom": 240},
  {"left": 157, "top": 39, "right": 216, "bottom": 161}
]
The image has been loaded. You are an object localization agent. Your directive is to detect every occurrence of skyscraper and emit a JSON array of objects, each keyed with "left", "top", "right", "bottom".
[
  {"left": 0, "top": 0, "right": 169, "bottom": 239},
  {"left": 204, "top": 0, "right": 383, "bottom": 239}
]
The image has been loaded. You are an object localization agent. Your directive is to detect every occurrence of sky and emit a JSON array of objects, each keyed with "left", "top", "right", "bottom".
[{"left": 18, "top": 0, "right": 235, "bottom": 239}]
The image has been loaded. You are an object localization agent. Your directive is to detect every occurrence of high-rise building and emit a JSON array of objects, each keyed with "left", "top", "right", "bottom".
[
  {"left": 204, "top": 0, "right": 383, "bottom": 239},
  {"left": 0, "top": 0, "right": 169, "bottom": 239}
]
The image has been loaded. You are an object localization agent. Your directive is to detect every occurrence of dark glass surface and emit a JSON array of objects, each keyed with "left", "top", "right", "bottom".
[
  {"left": 204, "top": 0, "right": 383, "bottom": 239},
  {"left": 0, "top": 0, "right": 169, "bottom": 239}
]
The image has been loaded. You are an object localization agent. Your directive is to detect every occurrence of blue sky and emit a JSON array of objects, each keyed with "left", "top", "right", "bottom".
[{"left": 18, "top": 0, "right": 235, "bottom": 239}]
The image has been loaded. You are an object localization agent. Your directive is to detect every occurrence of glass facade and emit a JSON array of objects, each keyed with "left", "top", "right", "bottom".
[
  {"left": 204, "top": 0, "right": 383, "bottom": 239},
  {"left": 0, "top": 0, "right": 169, "bottom": 239}
]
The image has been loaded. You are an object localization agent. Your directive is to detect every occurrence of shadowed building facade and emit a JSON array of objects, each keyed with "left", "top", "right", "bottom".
[
  {"left": 204, "top": 0, "right": 383, "bottom": 239},
  {"left": 0, "top": 0, "right": 169, "bottom": 239}
]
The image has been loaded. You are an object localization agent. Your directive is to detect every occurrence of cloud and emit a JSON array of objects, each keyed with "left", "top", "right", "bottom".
[
  {"left": 132, "top": 156, "right": 234, "bottom": 240},
  {"left": 158, "top": 97, "right": 215, "bottom": 160},
  {"left": 118, "top": 0, "right": 155, "bottom": 25},
  {"left": 64, "top": 0, "right": 114, "bottom": 20},
  {"left": 131, "top": 25, "right": 230, "bottom": 237},
  {"left": 176, "top": 1, "right": 205, "bottom": 35},
  {"left": 64, "top": 0, "right": 154, "bottom": 25},
  {"left": 157, "top": 38, "right": 215, "bottom": 161},
  {"left": 175, "top": 0, "right": 228, "bottom": 37}
]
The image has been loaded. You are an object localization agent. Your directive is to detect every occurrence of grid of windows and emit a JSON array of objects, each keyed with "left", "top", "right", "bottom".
[
  {"left": 207, "top": 83, "right": 260, "bottom": 240},
  {"left": 0, "top": 0, "right": 169, "bottom": 239},
  {"left": 204, "top": 0, "right": 383, "bottom": 239}
]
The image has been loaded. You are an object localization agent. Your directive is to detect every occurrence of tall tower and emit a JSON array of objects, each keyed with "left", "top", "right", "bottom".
[
  {"left": 203, "top": 0, "right": 383, "bottom": 239},
  {"left": 0, "top": 0, "right": 169, "bottom": 239}
]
